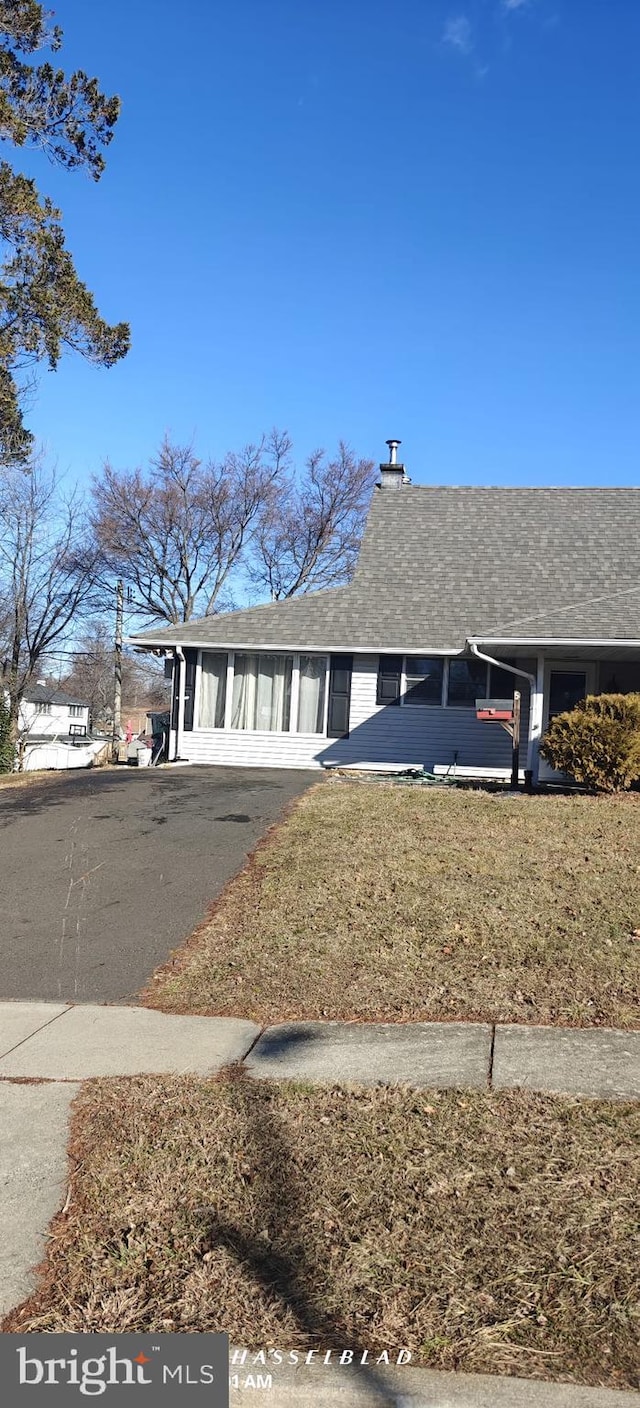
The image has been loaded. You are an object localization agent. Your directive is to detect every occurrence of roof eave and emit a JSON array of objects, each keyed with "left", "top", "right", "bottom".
[
  {"left": 127, "top": 636, "right": 468, "bottom": 655},
  {"left": 469, "top": 636, "right": 640, "bottom": 647}
]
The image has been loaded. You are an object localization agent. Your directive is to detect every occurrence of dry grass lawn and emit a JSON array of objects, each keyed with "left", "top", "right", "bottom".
[
  {"left": 5, "top": 1076, "right": 638, "bottom": 1391},
  {"left": 145, "top": 782, "right": 640, "bottom": 1027},
  {"left": 0, "top": 769, "right": 67, "bottom": 790}
]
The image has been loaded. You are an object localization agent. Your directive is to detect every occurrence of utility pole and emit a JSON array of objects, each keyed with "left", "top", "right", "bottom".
[{"left": 112, "top": 578, "right": 123, "bottom": 759}]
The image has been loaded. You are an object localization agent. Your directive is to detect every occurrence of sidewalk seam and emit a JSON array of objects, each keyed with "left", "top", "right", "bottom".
[
  {"left": 488, "top": 1024, "right": 496, "bottom": 1089},
  {"left": 241, "top": 1025, "right": 268, "bottom": 1065},
  {"left": 0, "top": 1004, "right": 73, "bottom": 1062}
]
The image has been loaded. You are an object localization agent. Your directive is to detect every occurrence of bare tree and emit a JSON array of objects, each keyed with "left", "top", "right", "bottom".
[
  {"left": 91, "top": 432, "right": 289, "bottom": 624},
  {"left": 251, "top": 441, "right": 376, "bottom": 599},
  {"left": 0, "top": 461, "right": 98, "bottom": 745},
  {"left": 91, "top": 432, "right": 376, "bottom": 625},
  {"left": 60, "top": 621, "right": 168, "bottom": 729}
]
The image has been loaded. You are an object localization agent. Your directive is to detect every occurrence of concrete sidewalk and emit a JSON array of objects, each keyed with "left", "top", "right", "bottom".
[
  {"left": 228, "top": 1357, "right": 640, "bottom": 1406},
  {"left": 0, "top": 1081, "right": 79, "bottom": 1318},
  {"left": 1, "top": 1003, "right": 638, "bottom": 1097},
  {"left": 1, "top": 1003, "right": 639, "bottom": 1405},
  {"left": 0, "top": 1002, "right": 259, "bottom": 1078}
]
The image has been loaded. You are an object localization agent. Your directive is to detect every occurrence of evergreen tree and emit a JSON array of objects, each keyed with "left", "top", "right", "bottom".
[
  {"left": 0, "top": 690, "right": 12, "bottom": 772},
  {"left": 0, "top": 1, "right": 129, "bottom": 465}
]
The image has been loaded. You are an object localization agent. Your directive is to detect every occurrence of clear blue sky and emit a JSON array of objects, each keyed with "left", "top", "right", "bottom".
[{"left": 23, "top": 0, "right": 640, "bottom": 487}]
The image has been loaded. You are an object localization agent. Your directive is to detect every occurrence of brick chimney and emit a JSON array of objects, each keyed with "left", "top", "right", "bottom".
[{"left": 379, "top": 438, "right": 408, "bottom": 489}]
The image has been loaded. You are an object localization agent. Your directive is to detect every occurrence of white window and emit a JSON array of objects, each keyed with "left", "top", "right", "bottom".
[
  {"left": 403, "top": 657, "right": 444, "bottom": 706},
  {"left": 35, "top": 701, "right": 51, "bottom": 714},
  {"left": 69, "top": 704, "right": 83, "bottom": 717},
  {"left": 297, "top": 656, "right": 327, "bottom": 733},
  {"left": 199, "top": 652, "right": 227, "bottom": 728},
  {"left": 231, "top": 654, "right": 293, "bottom": 732}
]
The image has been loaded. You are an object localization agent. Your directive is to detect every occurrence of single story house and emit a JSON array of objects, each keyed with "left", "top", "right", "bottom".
[{"left": 128, "top": 442, "right": 640, "bottom": 785}]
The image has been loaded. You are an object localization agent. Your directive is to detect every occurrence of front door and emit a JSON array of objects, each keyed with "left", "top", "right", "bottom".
[{"left": 540, "top": 660, "right": 597, "bottom": 779}]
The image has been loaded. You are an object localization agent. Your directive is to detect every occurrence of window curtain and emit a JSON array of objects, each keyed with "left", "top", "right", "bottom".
[
  {"left": 298, "top": 656, "right": 327, "bottom": 732},
  {"left": 199, "top": 652, "right": 227, "bottom": 728},
  {"left": 232, "top": 655, "right": 292, "bottom": 731}
]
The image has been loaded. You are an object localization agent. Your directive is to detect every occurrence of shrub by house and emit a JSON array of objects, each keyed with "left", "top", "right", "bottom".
[{"left": 540, "top": 692, "right": 640, "bottom": 792}]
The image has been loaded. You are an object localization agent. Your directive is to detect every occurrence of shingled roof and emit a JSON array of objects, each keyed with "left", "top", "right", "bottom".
[
  {"left": 129, "top": 484, "right": 640, "bottom": 653},
  {"left": 23, "top": 683, "right": 88, "bottom": 707}
]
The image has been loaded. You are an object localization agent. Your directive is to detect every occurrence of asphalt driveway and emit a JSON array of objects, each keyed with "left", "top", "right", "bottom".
[{"left": 0, "top": 766, "right": 317, "bottom": 1003}]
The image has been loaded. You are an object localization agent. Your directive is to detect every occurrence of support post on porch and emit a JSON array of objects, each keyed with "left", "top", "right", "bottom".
[
  {"left": 526, "top": 654, "right": 545, "bottom": 790},
  {"left": 510, "top": 689, "right": 521, "bottom": 790},
  {"left": 175, "top": 647, "right": 186, "bottom": 761}
]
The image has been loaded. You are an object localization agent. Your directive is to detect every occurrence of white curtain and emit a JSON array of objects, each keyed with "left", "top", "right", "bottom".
[
  {"left": 232, "top": 655, "right": 258, "bottom": 730},
  {"left": 232, "top": 655, "right": 292, "bottom": 731},
  {"left": 298, "top": 656, "right": 327, "bottom": 732},
  {"left": 199, "top": 653, "right": 227, "bottom": 728}
]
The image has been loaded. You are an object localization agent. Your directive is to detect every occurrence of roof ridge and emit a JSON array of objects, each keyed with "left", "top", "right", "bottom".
[{"left": 378, "top": 484, "right": 640, "bottom": 493}]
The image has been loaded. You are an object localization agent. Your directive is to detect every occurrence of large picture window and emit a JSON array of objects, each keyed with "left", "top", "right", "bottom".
[
  {"left": 404, "top": 657, "right": 444, "bottom": 706},
  {"left": 231, "top": 653, "right": 293, "bottom": 732},
  {"left": 298, "top": 655, "right": 327, "bottom": 733},
  {"left": 447, "top": 657, "right": 488, "bottom": 706},
  {"left": 199, "top": 652, "right": 228, "bottom": 728}
]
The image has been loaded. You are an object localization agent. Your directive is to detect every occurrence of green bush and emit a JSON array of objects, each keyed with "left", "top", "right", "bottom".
[
  {"left": 540, "top": 692, "right": 640, "bottom": 792},
  {"left": 0, "top": 697, "right": 13, "bottom": 774}
]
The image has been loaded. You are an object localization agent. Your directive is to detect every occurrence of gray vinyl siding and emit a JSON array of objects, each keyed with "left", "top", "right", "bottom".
[
  {"left": 176, "top": 653, "right": 530, "bottom": 771},
  {"left": 176, "top": 728, "right": 328, "bottom": 770},
  {"left": 322, "top": 655, "right": 531, "bottom": 771}
]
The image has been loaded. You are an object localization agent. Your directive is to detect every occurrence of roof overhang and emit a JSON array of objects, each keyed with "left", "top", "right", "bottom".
[
  {"left": 128, "top": 634, "right": 640, "bottom": 661},
  {"left": 127, "top": 637, "right": 468, "bottom": 656},
  {"left": 469, "top": 637, "right": 640, "bottom": 662}
]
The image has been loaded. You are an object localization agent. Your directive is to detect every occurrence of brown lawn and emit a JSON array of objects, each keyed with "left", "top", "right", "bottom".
[
  {"left": 144, "top": 782, "right": 640, "bottom": 1028},
  {"left": 5, "top": 1076, "right": 638, "bottom": 1391},
  {"left": 0, "top": 769, "right": 68, "bottom": 790}
]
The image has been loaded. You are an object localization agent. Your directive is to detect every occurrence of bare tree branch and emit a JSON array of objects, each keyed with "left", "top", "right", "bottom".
[
  {"left": 89, "top": 432, "right": 375, "bottom": 625},
  {"left": 250, "top": 441, "right": 376, "bottom": 599},
  {"left": 90, "top": 431, "right": 290, "bottom": 625},
  {"left": 0, "top": 457, "right": 99, "bottom": 744},
  {"left": 59, "top": 619, "right": 168, "bottom": 729}
]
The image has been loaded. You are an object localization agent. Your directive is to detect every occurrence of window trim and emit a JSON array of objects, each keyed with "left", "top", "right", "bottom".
[
  {"left": 194, "top": 650, "right": 331, "bottom": 736},
  {"left": 297, "top": 653, "right": 329, "bottom": 735},
  {"left": 400, "top": 655, "right": 446, "bottom": 708},
  {"left": 396, "top": 656, "right": 503, "bottom": 709},
  {"left": 230, "top": 651, "right": 295, "bottom": 735},
  {"left": 196, "top": 649, "right": 229, "bottom": 730},
  {"left": 446, "top": 656, "right": 489, "bottom": 708}
]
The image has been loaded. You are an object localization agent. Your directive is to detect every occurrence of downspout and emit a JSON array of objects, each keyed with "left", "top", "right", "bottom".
[
  {"left": 467, "top": 641, "right": 539, "bottom": 783},
  {"left": 174, "top": 645, "right": 185, "bottom": 762}
]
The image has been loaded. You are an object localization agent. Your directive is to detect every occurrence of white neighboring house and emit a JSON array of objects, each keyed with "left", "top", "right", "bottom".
[
  {"left": 20, "top": 683, "right": 90, "bottom": 740},
  {"left": 17, "top": 683, "right": 106, "bottom": 771}
]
